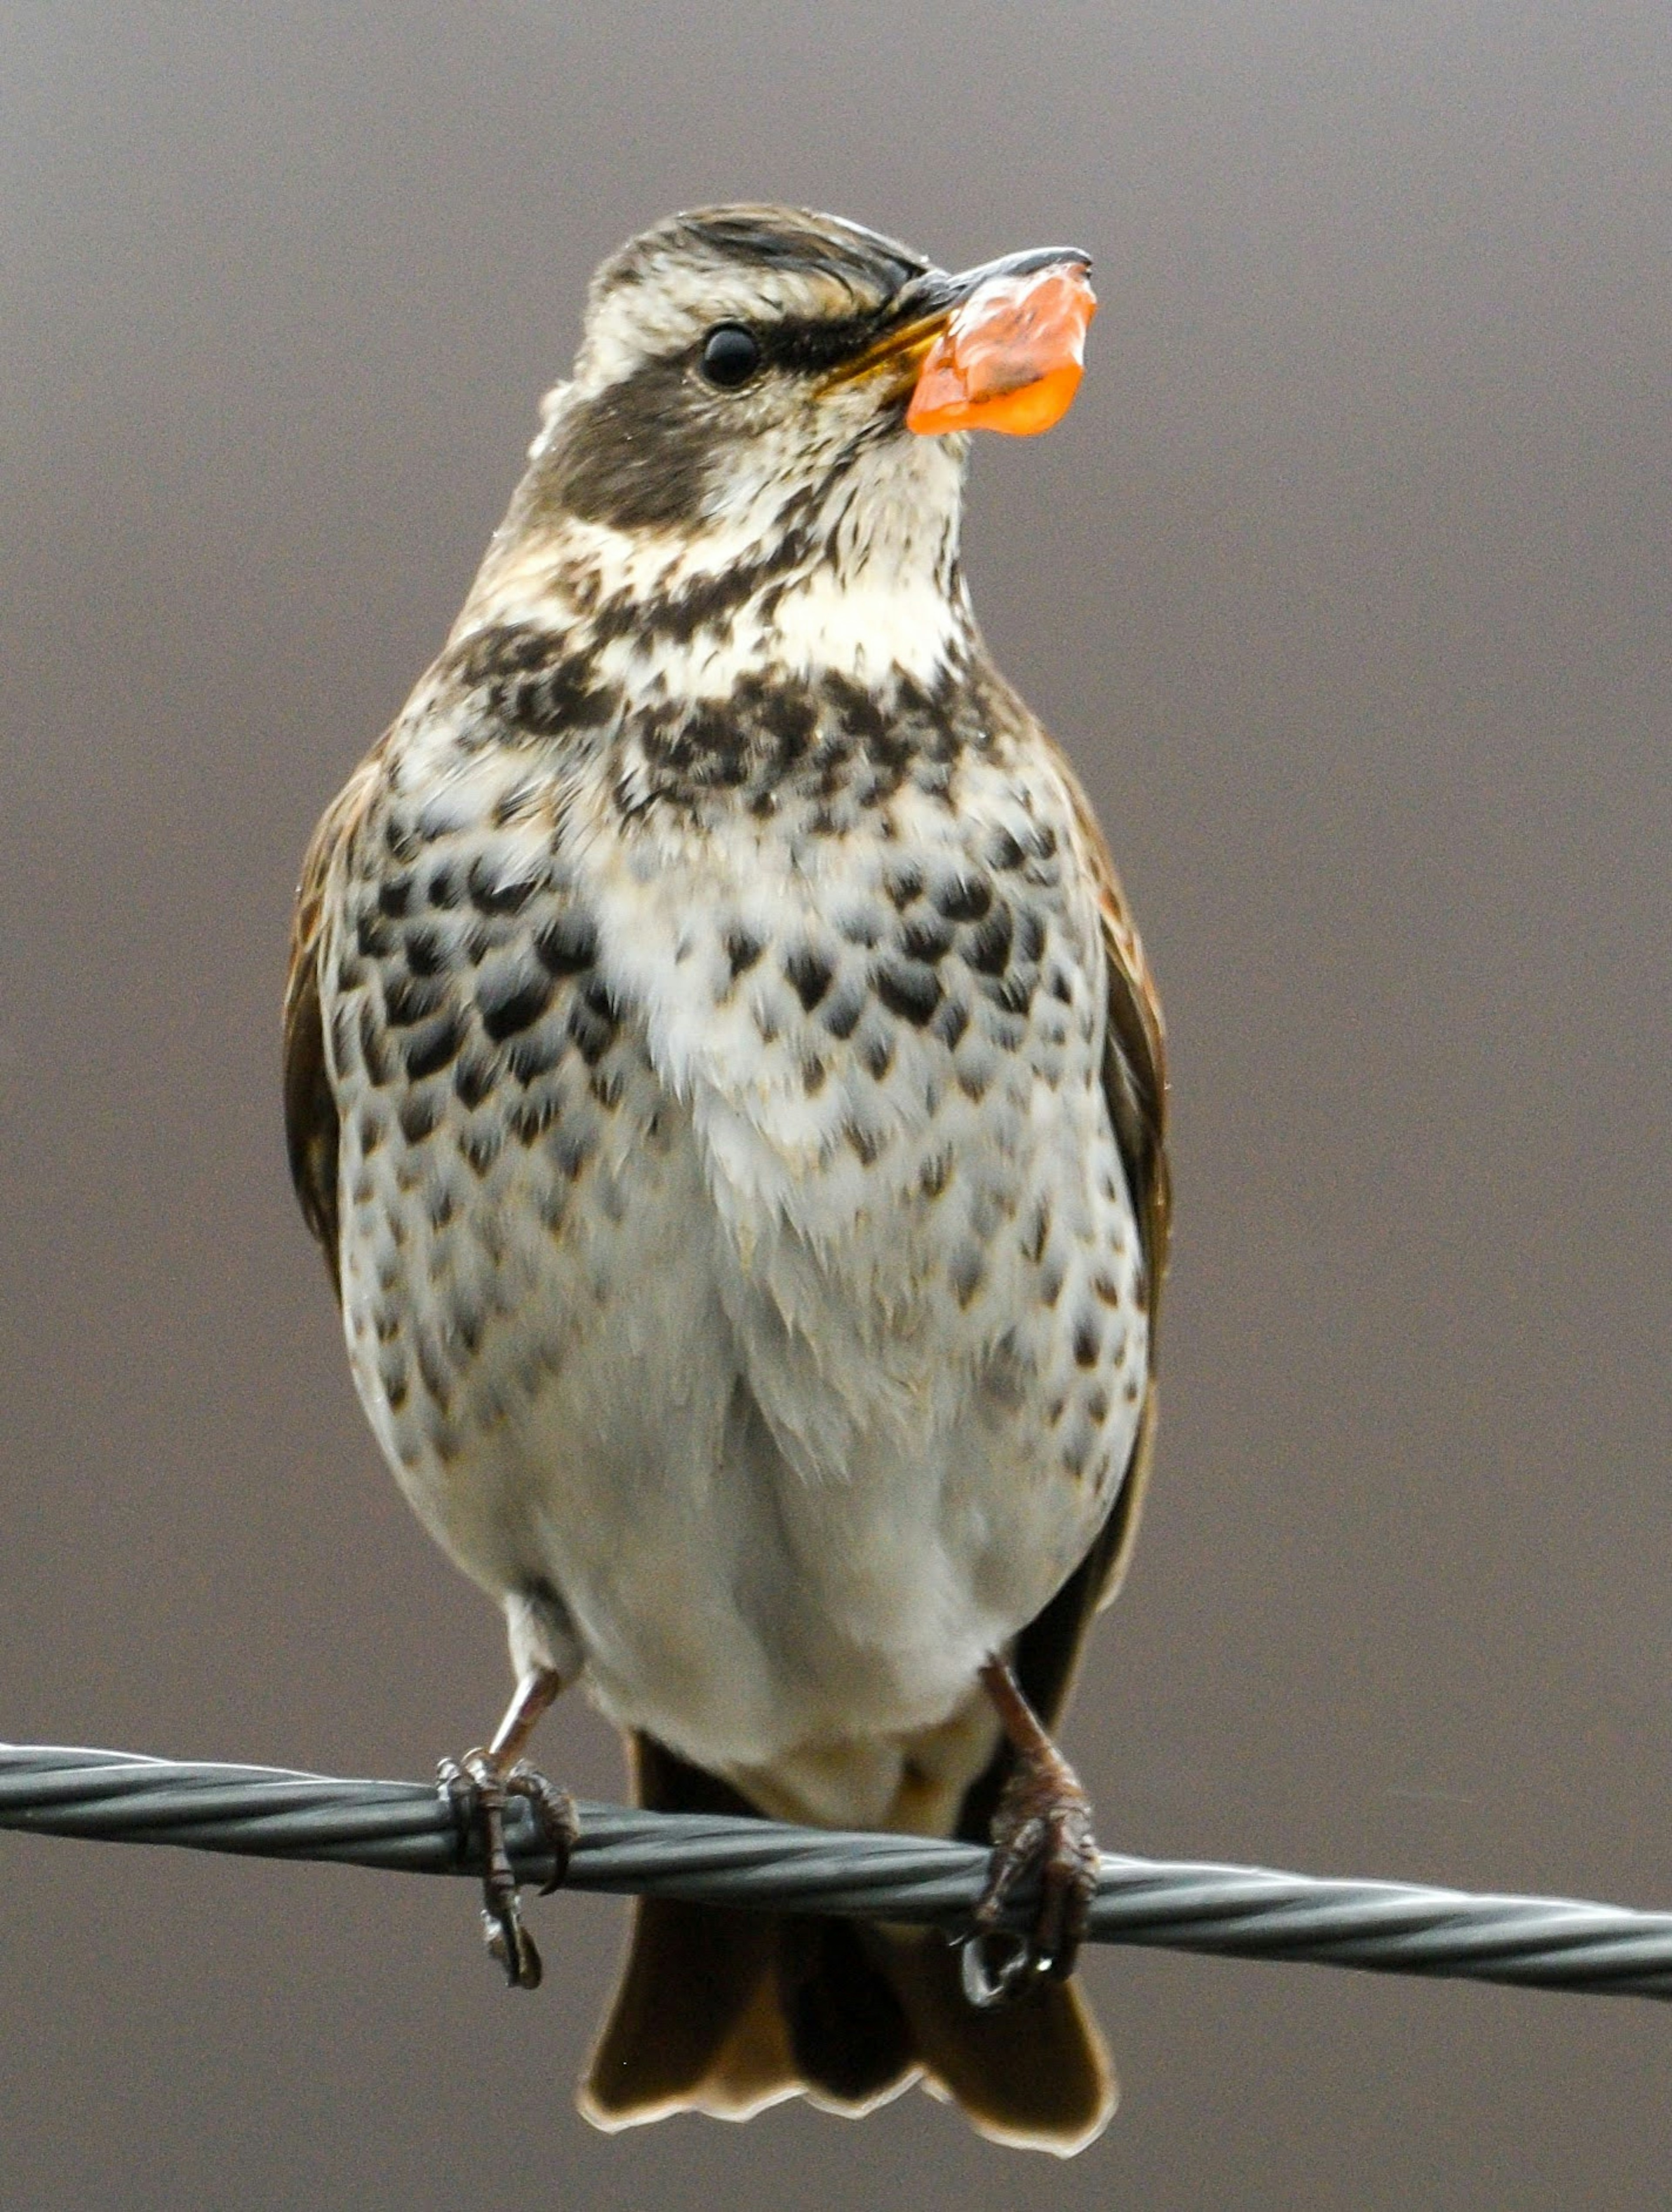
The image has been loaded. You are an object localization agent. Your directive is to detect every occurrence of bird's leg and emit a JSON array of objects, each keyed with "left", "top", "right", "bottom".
[
  {"left": 961, "top": 1654, "right": 1100, "bottom": 2009},
  {"left": 437, "top": 1665, "right": 577, "bottom": 1991}
]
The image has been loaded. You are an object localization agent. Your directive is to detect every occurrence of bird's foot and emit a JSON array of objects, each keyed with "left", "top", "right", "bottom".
[
  {"left": 961, "top": 1737, "right": 1099, "bottom": 2009},
  {"left": 438, "top": 1751, "right": 578, "bottom": 1991}
]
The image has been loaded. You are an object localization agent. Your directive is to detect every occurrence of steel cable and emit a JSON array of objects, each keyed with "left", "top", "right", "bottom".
[{"left": 3, "top": 1741, "right": 1671, "bottom": 1999}]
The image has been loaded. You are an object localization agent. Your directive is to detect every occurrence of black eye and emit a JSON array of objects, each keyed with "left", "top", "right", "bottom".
[{"left": 699, "top": 323, "right": 762, "bottom": 389}]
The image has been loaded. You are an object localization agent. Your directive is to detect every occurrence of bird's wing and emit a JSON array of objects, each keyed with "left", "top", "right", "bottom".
[
  {"left": 1062, "top": 745, "right": 1171, "bottom": 1340},
  {"left": 282, "top": 748, "right": 385, "bottom": 1299},
  {"left": 959, "top": 746, "right": 1170, "bottom": 1838}
]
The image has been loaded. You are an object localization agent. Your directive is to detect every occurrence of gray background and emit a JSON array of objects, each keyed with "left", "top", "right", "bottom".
[{"left": 3, "top": 2, "right": 1669, "bottom": 2205}]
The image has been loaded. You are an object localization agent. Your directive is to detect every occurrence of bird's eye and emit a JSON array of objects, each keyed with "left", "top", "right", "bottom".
[{"left": 699, "top": 324, "right": 762, "bottom": 389}]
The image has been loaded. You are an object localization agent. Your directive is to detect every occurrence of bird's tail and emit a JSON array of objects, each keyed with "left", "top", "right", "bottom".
[{"left": 577, "top": 1738, "right": 1115, "bottom": 2156}]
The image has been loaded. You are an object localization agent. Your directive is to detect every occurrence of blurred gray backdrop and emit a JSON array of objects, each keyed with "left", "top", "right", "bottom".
[{"left": 3, "top": 2, "right": 1669, "bottom": 2205}]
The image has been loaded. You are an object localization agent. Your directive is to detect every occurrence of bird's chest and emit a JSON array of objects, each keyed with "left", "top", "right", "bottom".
[
  {"left": 571, "top": 735, "right": 1145, "bottom": 1512},
  {"left": 585, "top": 729, "right": 1101, "bottom": 1193},
  {"left": 324, "top": 716, "right": 1144, "bottom": 1762}
]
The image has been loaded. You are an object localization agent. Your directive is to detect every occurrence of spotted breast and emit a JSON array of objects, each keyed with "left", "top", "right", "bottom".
[{"left": 311, "top": 623, "right": 1149, "bottom": 1832}]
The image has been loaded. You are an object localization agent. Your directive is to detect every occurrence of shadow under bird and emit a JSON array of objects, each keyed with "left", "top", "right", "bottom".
[{"left": 283, "top": 204, "right": 1169, "bottom": 2154}]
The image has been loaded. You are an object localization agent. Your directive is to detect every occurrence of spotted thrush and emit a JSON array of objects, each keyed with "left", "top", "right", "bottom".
[{"left": 284, "top": 205, "right": 1169, "bottom": 2152}]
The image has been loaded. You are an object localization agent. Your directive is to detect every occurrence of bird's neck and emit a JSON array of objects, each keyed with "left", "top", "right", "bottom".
[{"left": 454, "top": 482, "right": 975, "bottom": 704}]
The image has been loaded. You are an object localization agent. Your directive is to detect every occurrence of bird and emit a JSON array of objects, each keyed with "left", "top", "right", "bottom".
[{"left": 283, "top": 204, "right": 1168, "bottom": 2155}]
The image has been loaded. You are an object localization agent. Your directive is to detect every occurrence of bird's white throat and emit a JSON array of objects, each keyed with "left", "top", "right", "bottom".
[{"left": 455, "top": 410, "right": 976, "bottom": 702}]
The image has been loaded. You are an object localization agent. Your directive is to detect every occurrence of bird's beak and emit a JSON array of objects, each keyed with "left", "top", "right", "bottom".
[{"left": 826, "top": 247, "right": 1096, "bottom": 438}]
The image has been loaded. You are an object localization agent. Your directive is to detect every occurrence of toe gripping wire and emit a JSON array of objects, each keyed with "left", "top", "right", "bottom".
[{"left": 5, "top": 1742, "right": 1672, "bottom": 2002}]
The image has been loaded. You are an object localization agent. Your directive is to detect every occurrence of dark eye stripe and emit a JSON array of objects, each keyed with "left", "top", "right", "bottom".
[
  {"left": 697, "top": 310, "right": 899, "bottom": 384},
  {"left": 536, "top": 300, "right": 909, "bottom": 532},
  {"left": 763, "top": 311, "right": 893, "bottom": 376}
]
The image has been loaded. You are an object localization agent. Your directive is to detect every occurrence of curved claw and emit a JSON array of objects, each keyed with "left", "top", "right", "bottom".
[
  {"left": 438, "top": 1751, "right": 576, "bottom": 1992},
  {"left": 964, "top": 1745, "right": 1099, "bottom": 2007},
  {"left": 504, "top": 1760, "right": 579, "bottom": 1897},
  {"left": 959, "top": 1926, "right": 1037, "bottom": 2009},
  {"left": 481, "top": 1898, "right": 544, "bottom": 1989},
  {"left": 961, "top": 1653, "right": 1103, "bottom": 2008}
]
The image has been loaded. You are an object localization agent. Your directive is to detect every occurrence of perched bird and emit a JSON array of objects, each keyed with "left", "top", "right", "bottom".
[{"left": 283, "top": 205, "right": 1168, "bottom": 2154}]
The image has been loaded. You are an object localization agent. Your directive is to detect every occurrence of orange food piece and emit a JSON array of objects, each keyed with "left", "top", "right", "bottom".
[{"left": 907, "top": 264, "right": 1096, "bottom": 437}]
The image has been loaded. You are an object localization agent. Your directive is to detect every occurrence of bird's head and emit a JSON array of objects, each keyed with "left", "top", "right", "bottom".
[{"left": 464, "top": 206, "right": 1092, "bottom": 693}]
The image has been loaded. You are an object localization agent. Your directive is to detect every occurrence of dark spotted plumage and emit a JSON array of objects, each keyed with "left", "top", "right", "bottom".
[{"left": 283, "top": 203, "right": 1167, "bottom": 2156}]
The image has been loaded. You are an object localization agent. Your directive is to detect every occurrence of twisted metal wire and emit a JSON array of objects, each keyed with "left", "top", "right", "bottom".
[{"left": 3, "top": 1741, "right": 1671, "bottom": 2000}]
